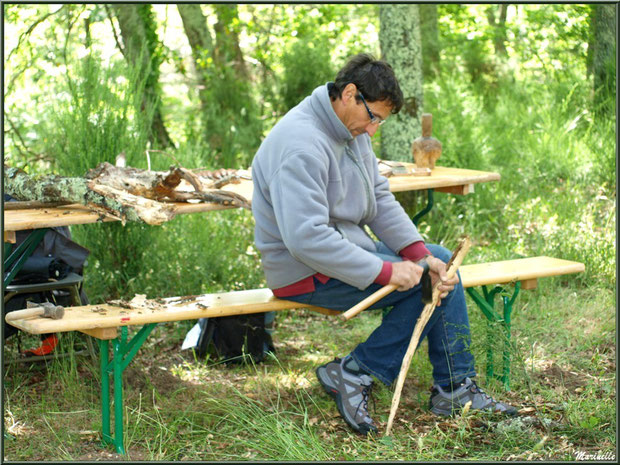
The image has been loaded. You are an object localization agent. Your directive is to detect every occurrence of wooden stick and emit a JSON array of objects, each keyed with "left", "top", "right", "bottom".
[
  {"left": 385, "top": 236, "right": 472, "bottom": 436},
  {"left": 340, "top": 284, "right": 398, "bottom": 321},
  {"left": 3, "top": 201, "right": 73, "bottom": 210}
]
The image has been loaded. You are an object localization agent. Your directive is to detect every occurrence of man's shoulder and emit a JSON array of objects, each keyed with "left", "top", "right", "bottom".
[{"left": 265, "top": 108, "right": 332, "bottom": 150}]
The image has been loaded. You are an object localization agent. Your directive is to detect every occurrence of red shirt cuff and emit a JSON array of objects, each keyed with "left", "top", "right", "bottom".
[
  {"left": 373, "top": 261, "right": 392, "bottom": 286},
  {"left": 399, "top": 241, "right": 432, "bottom": 262}
]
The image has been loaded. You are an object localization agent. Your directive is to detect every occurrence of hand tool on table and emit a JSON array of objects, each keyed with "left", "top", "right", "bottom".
[
  {"left": 5, "top": 301, "right": 65, "bottom": 322},
  {"left": 385, "top": 236, "right": 471, "bottom": 436}
]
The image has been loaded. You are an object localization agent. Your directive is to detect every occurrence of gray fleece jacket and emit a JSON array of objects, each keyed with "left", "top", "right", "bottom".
[{"left": 251, "top": 83, "right": 424, "bottom": 291}]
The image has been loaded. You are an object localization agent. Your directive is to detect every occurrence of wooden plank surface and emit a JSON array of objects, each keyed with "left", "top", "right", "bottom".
[
  {"left": 460, "top": 257, "right": 585, "bottom": 288},
  {"left": 387, "top": 164, "right": 500, "bottom": 193},
  {"left": 5, "top": 288, "right": 337, "bottom": 335},
  {"left": 3, "top": 165, "right": 499, "bottom": 232}
]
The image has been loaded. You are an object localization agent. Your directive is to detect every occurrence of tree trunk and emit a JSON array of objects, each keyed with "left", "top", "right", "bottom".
[
  {"left": 419, "top": 4, "right": 440, "bottom": 79},
  {"left": 177, "top": 3, "right": 213, "bottom": 119},
  {"left": 486, "top": 4, "right": 509, "bottom": 57},
  {"left": 379, "top": 4, "right": 424, "bottom": 162},
  {"left": 178, "top": 4, "right": 259, "bottom": 166},
  {"left": 589, "top": 4, "right": 616, "bottom": 114},
  {"left": 111, "top": 4, "right": 175, "bottom": 149},
  {"left": 213, "top": 4, "right": 249, "bottom": 81}
]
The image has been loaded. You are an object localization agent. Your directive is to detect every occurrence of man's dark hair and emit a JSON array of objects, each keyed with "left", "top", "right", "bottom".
[{"left": 329, "top": 53, "right": 404, "bottom": 114}]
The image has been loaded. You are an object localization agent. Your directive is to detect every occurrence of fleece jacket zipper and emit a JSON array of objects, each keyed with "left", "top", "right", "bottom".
[{"left": 344, "top": 145, "right": 372, "bottom": 219}]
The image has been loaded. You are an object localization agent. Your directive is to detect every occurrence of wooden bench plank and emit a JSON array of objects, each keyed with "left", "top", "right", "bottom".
[
  {"left": 6, "top": 257, "right": 584, "bottom": 337},
  {"left": 5, "top": 288, "right": 339, "bottom": 335},
  {"left": 459, "top": 256, "right": 584, "bottom": 288}
]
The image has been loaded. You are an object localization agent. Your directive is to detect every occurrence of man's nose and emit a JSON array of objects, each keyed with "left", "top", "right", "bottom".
[{"left": 365, "top": 123, "right": 378, "bottom": 137}]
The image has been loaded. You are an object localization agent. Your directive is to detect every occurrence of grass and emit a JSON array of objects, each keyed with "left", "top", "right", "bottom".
[{"left": 2, "top": 277, "right": 615, "bottom": 460}]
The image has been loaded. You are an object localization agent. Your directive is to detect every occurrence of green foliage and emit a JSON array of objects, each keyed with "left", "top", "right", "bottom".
[
  {"left": 83, "top": 209, "right": 263, "bottom": 301},
  {"left": 189, "top": 5, "right": 263, "bottom": 168},
  {"left": 423, "top": 64, "right": 615, "bottom": 287},
  {"left": 42, "top": 54, "right": 154, "bottom": 175},
  {"left": 32, "top": 33, "right": 165, "bottom": 299},
  {"left": 280, "top": 36, "right": 335, "bottom": 112}
]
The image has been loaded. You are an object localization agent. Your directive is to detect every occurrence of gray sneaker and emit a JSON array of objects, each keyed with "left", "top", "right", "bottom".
[
  {"left": 429, "top": 377, "right": 518, "bottom": 416},
  {"left": 316, "top": 357, "right": 378, "bottom": 435}
]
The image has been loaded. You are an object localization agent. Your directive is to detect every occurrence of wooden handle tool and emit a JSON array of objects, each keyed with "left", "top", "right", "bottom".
[
  {"left": 385, "top": 236, "right": 471, "bottom": 436},
  {"left": 5, "top": 302, "right": 65, "bottom": 322},
  {"left": 341, "top": 257, "right": 433, "bottom": 322},
  {"left": 340, "top": 284, "right": 398, "bottom": 321}
]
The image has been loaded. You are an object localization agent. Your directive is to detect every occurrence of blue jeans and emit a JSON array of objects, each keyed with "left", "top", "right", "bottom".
[{"left": 284, "top": 243, "right": 476, "bottom": 386}]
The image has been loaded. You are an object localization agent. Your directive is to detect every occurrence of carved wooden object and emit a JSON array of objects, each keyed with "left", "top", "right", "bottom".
[{"left": 412, "top": 113, "right": 442, "bottom": 170}]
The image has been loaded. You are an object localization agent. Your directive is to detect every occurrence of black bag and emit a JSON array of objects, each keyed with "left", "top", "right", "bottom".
[
  {"left": 12, "top": 255, "right": 73, "bottom": 284},
  {"left": 194, "top": 313, "right": 275, "bottom": 364},
  {"left": 3, "top": 198, "right": 90, "bottom": 339}
]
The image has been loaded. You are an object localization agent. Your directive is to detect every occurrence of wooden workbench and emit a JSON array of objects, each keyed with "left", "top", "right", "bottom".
[{"left": 3, "top": 163, "right": 499, "bottom": 237}]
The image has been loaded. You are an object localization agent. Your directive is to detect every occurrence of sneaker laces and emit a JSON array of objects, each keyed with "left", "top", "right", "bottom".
[
  {"left": 469, "top": 380, "right": 498, "bottom": 405},
  {"left": 356, "top": 376, "right": 376, "bottom": 420}
]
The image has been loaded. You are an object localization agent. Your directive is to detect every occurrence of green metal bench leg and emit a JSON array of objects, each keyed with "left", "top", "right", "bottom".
[
  {"left": 486, "top": 320, "right": 495, "bottom": 379},
  {"left": 98, "top": 323, "right": 158, "bottom": 454},
  {"left": 100, "top": 339, "right": 112, "bottom": 446},
  {"left": 500, "top": 282, "right": 520, "bottom": 391},
  {"left": 466, "top": 282, "right": 520, "bottom": 391},
  {"left": 113, "top": 328, "right": 128, "bottom": 454},
  {"left": 411, "top": 189, "right": 434, "bottom": 226},
  {"left": 467, "top": 285, "right": 501, "bottom": 377}
]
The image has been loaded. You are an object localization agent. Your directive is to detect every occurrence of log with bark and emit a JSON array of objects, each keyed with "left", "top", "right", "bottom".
[{"left": 4, "top": 163, "right": 251, "bottom": 225}]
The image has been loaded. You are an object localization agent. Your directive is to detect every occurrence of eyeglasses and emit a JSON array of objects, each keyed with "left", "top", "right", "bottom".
[{"left": 358, "top": 92, "right": 386, "bottom": 126}]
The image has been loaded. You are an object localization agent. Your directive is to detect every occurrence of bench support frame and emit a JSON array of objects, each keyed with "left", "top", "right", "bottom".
[
  {"left": 466, "top": 281, "right": 521, "bottom": 391},
  {"left": 99, "top": 323, "right": 158, "bottom": 454},
  {"left": 3, "top": 228, "right": 49, "bottom": 291},
  {"left": 411, "top": 189, "right": 434, "bottom": 225}
]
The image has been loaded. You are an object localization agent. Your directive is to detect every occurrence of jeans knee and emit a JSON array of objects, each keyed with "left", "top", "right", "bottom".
[{"left": 426, "top": 244, "right": 452, "bottom": 263}]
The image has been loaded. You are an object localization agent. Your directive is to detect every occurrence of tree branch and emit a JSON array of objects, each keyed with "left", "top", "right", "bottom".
[
  {"left": 7, "top": 5, "right": 66, "bottom": 62},
  {"left": 104, "top": 4, "right": 126, "bottom": 58}
]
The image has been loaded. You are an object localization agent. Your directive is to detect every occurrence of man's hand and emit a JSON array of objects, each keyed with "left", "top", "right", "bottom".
[
  {"left": 388, "top": 256, "right": 460, "bottom": 306},
  {"left": 389, "top": 261, "right": 424, "bottom": 292},
  {"left": 425, "top": 256, "right": 459, "bottom": 306}
]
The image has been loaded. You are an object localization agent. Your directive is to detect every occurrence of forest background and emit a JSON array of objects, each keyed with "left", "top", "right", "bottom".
[{"left": 2, "top": 2, "right": 617, "bottom": 461}]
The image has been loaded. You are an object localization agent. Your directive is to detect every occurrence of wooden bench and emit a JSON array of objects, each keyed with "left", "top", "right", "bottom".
[{"left": 5, "top": 256, "right": 584, "bottom": 454}]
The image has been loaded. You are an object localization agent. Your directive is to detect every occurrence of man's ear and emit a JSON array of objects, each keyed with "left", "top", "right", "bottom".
[{"left": 342, "top": 83, "right": 358, "bottom": 105}]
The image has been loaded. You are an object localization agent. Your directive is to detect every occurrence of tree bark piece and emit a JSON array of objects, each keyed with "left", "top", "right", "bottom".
[
  {"left": 4, "top": 163, "right": 251, "bottom": 225},
  {"left": 385, "top": 236, "right": 472, "bottom": 436}
]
